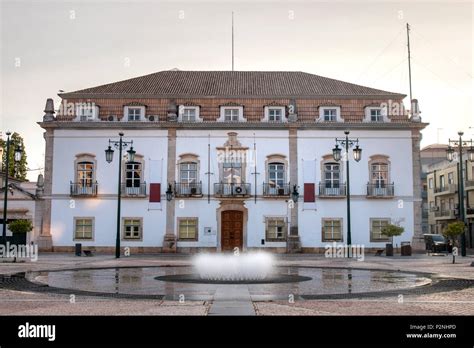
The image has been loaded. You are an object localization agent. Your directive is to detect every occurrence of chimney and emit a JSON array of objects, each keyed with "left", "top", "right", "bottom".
[
  {"left": 410, "top": 99, "right": 421, "bottom": 122},
  {"left": 288, "top": 99, "right": 298, "bottom": 122},
  {"left": 167, "top": 99, "right": 177, "bottom": 122},
  {"left": 43, "top": 98, "right": 56, "bottom": 122}
]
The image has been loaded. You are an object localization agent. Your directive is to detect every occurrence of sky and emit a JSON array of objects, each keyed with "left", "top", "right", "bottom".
[{"left": 0, "top": 0, "right": 473, "bottom": 181}]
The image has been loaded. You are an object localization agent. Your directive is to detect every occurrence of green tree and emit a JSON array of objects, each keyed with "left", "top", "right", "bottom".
[
  {"left": 442, "top": 221, "right": 465, "bottom": 245},
  {"left": 0, "top": 132, "right": 28, "bottom": 180},
  {"left": 381, "top": 224, "right": 405, "bottom": 244},
  {"left": 8, "top": 219, "right": 33, "bottom": 234}
]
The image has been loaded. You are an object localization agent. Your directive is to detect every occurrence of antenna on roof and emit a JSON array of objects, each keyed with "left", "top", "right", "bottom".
[
  {"left": 232, "top": 11, "right": 234, "bottom": 71},
  {"left": 406, "top": 23, "right": 413, "bottom": 104}
]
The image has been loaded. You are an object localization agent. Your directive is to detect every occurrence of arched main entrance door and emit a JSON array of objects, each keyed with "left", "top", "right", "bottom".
[{"left": 221, "top": 210, "right": 243, "bottom": 252}]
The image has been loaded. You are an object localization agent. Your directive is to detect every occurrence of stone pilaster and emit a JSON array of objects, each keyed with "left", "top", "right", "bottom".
[
  {"left": 287, "top": 127, "right": 301, "bottom": 252},
  {"left": 411, "top": 129, "right": 424, "bottom": 251},
  {"left": 36, "top": 129, "right": 54, "bottom": 251},
  {"left": 163, "top": 128, "right": 177, "bottom": 252}
]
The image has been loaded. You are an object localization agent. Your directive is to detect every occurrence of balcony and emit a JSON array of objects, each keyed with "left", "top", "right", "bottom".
[
  {"left": 319, "top": 183, "right": 346, "bottom": 197},
  {"left": 121, "top": 183, "right": 147, "bottom": 197},
  {"left": 214, "top": 183, "right": 251, "bottom": 197},
  {"left": 434, "top": 184, "right": 457, "bottom": 196},
  {"left": 174, "top": 181, "right": 203, "bottom": 197},
  {"left": 465, "top": 180, "right": 474, "bottom": 191},
  {"left": 70, "top": 182, "right": 98, "bottom": 197},
  {"left": 263, "top": 183, "right": 290, "bottom": 197},
  {"left": 434, "top": 209, "right": 457, "bottom": 220},
  {"left": 366, "top": 183, "right": 394, "bottom": 198},
  {"left": 467, "top": 207, "right": 474, "bottom": 217}
]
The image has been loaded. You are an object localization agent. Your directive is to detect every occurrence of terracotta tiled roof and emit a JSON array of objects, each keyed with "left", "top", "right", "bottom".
[{"left": 60, "top": 71, "right": 405, "bottom": 98}]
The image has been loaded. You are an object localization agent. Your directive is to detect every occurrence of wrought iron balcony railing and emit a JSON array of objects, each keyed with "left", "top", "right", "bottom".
[
  {"left": 263, "top": 182, "right": 290, "bottom": 196},
  {"left": 465, "top": 180, "right": 474, "bottom": 191},
  {"left": 214, "top": 183, "right": 251, "bottom": 197},
  {"left": 366, "top": 183, "right": 394, "bottom": 197},
  {"left": 174, "top": 181, "right": 203, "bottom": 197},
  {"left": 319, "top": 183, "right": 346, "bottom": 197},
  {"left": 121, "top": 182, "right": 147, "bottom": 197},
  {"left": 434, "top": 184, "right": 457, "bottom": 195},
  {"left": 434, "top": 210, "right": 456, "bottom": 219},
  {"left": 70, "top": 182, "right": 98, "bottom": 196}
]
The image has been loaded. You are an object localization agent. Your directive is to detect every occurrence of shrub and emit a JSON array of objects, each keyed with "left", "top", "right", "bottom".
[
  {"left": 381, "top": 224, "right": 405, "bottom": 244},
  {"left": 8, "top": 219, "right": 33, "bottom": 234}
]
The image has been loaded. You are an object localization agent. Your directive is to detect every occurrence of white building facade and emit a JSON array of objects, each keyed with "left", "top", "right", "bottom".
[{"left": 36, "top": 71, "right": 426, "bottom": 253}]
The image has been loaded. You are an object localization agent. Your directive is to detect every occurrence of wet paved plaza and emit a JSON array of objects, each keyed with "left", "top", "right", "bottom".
[{"left": 0, "top": 253, "right": 473, "bottom": 315}]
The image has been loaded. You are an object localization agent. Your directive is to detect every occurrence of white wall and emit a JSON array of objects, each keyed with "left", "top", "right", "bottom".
[{"left": 48, "top": 128, "right": 416, "bottom": 249}]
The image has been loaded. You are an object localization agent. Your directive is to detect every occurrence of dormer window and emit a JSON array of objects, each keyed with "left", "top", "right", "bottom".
[
  {"left": 219, "top": 106, "right": 245, "bottom": 122},
  {"left": 76, "top": 104, "right": 98, "bottom": 122},
  {"left": 123, "top": 105, "right": 145, "bottom": 122},
  {"left": 318, "top": 106, "right": 342, "bottom": 122},
  {"left": 263, "top": 106, "right": 286, "bottom": 122},
  {"left": 178, "top": 106, "right": 202, "bottom": 122},
  {"left": 364, "top": 106, "right": 389, "bottom": 122}
]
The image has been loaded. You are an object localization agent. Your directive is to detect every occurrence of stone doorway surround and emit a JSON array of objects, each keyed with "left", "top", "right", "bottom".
[{"left": 216, "top": 200, "right": 248, "bottom": 252}]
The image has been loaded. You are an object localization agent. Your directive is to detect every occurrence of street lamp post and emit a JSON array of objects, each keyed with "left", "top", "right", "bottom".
[
  {"left": 332, "top": 130, "right": 362, "bottom": 251},
  {"left": 446, "top": 131, "right": 474, "bottom": 257},
  {"left": 2, "top": 132, "right": 23, "bottom": 245},
  {"left": 105, "top": 133, "right": 136, "bottom": 259}
]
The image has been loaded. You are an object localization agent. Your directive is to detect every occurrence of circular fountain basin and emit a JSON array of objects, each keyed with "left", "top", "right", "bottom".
[{"left": 26, "top": 266, "right": 433, "bottom": 300}]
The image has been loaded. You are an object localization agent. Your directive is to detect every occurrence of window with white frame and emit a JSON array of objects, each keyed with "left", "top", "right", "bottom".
[
  {"left": 322, "top": 218, "right": 342, "bottom": 242},
  {"left": 125, "top": 162, "right": 142, "bottom": 188},
  {"left": 268, "top": 163, "right": 285, "bottom": 187},
  {"left": 225, "top": 108, "right": 239, "bottom": 121},
  {"left": 265, "top": 107, "right": 286, "bottom": 122},
  {"left": 179, "top": 106, "right": 200, "bottom": 122},
  {"left": 319, "top": 106, "right": 341, "bottom": 122},
  {"left": 128, "top": 108, "right": 142, "bottom": 121},
  {"left": 77, "top": 161, "right": 94, "bottom": 187},
  {"left": 370, "top": 163, "right": 389, "bottom": 187},
  {"left": 178, "top": 218, "right": 198, "bottom": 240},
  {"left": 219, "top": 106, "right": 244, "bottom": 122},
  {"left": 74, "top": 218, "right": 94, "bottom": 240},
  {"left": 324, "top": 163, "right": 341, "bottom": 188},
  {"left": 370, "top": 218, "right": 390, "bottom": 242},
  {"left": 265, "top": 217, "right": 286, "bottom": 241},
  {"left": 370, "top": 108, "right": 382, "bottom": 122},
  {"left": 428, "top": 178, "right": 433, "bottom": 189},
  {"left": 323, "top": 109, "right": 337, "bottom": 121},
  {"left": 123, "top": 218, "right": 142, "bottom": 240},
  {"left": 183, "top": 108, "right": 195, "bottom": 121},
  {"left": 180, "top": 162, "right": 197, "bottom": 183},
  {"left": 76, "top": 104, "right": 97, "bottom": 121}
]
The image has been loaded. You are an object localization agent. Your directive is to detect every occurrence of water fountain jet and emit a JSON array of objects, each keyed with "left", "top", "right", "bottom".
[{"left": 193, "top": 252, "right": 274, "bottom": 282}]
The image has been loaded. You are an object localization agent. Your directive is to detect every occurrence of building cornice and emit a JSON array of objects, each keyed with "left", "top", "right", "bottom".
[{"left": 38, "top": 121, "right": 428, "bottom": 131}]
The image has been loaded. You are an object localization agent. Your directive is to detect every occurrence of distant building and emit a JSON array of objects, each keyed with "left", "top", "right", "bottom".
[
  {"left": 426, "top": 156, "right": 474, "bottom": 247},
  {"left": 0, "top": 173, "right": 43, "bottom": 245},
  {"left": 420, "top": 144, "right": 450, "bottom": 234}
]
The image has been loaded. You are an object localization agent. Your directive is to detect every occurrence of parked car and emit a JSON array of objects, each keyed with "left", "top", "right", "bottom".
[{"left": 423, "top": 234, "right": 449, "bottom": 253}]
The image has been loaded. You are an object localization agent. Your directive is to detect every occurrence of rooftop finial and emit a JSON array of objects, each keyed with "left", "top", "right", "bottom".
[{"left": 43, "top": 98, "right": 55, "bottom": 122}]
